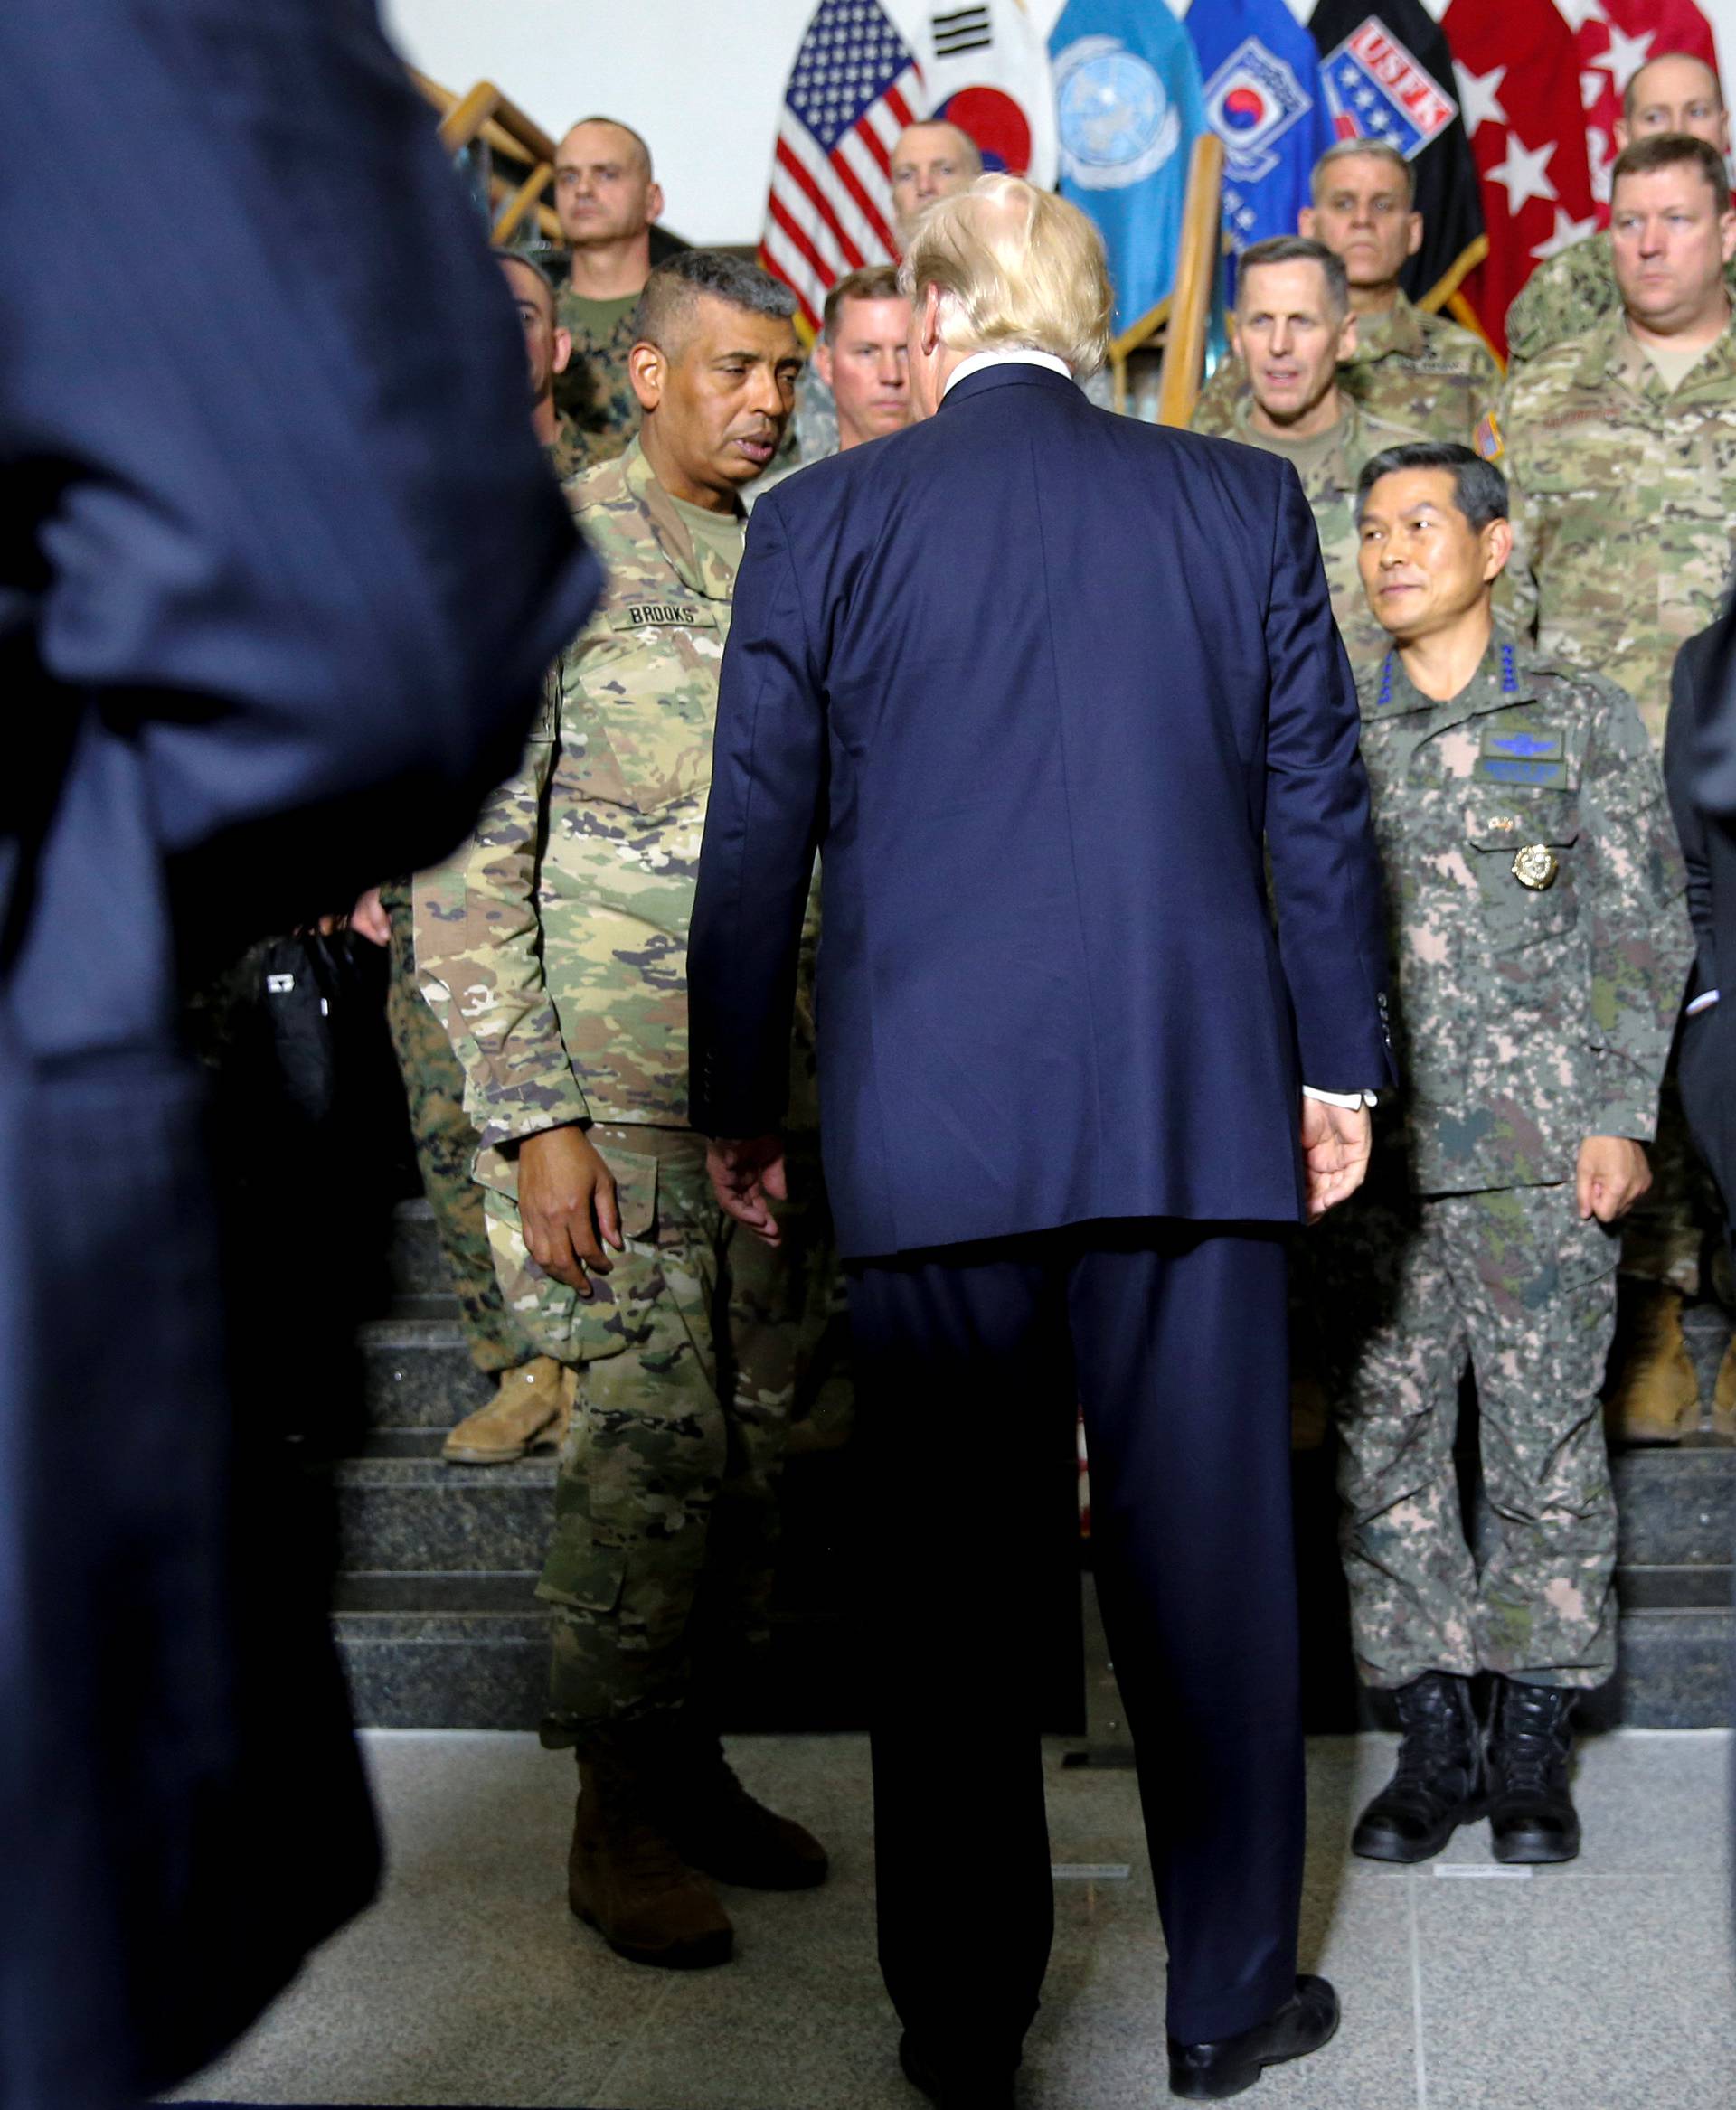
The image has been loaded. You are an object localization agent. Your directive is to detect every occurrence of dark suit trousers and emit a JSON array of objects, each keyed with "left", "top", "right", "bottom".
[{"left": 848, "top": 1220, "right": 1303, "bottom": 2057}]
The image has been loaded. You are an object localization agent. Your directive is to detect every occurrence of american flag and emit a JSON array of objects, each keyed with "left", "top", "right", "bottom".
[{"left": 760, "top": 0, "right": 923, "bottom": 333}]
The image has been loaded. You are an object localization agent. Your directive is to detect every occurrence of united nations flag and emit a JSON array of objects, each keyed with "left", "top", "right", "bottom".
[{"left": 1047, "top": 0, "right": 1213, "bottom": 337}]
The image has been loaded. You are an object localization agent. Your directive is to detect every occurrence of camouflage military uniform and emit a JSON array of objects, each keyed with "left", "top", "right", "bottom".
[
  {"left": 549, "top": 409, "right": 587, "bottom": 483},
  {"left": 1210, "top": 394, "right": 1427, "bottom": 667},
  {"left": 377, "top": 874, "right": 536, "bottom": 1376},
  {"left": 1315, "top": 641, "right": 1691, "bottom": 1689},
  {"left": 1193, "top": 290, "right": 1501, "bottom": 447},
  {"left": 1503, "top": 310, "right": 1736, "bottom": 1292},
  {"left": 552, "top": 283, "right": 639, "bottom": 466},
  {"left": 1505, "top": 229, "right": 1736, "bottom": 371},
  {"left": 415, "top": 437, "right": 837, "bottom": 1746},
  {"left": 791, "top": 357, "right": 838, "bottom": 463}
]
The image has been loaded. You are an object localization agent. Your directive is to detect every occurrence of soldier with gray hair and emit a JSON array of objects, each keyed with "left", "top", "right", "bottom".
[
  {"left": 1199, "top": 234, "right": 1425, "bottom": 667},
  {"left": 414, "top": 250, "right": 838, "bottom": 1974},
  {"left": 1194, "top": 138, "right": 1500, "bottom": 448},
  {"left": 1318, "top": 440, "right": 1690, "bottom": 1869}
]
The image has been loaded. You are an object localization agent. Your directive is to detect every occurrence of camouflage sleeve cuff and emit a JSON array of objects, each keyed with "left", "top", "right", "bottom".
[
  {"left": 1589, "top": 1096, "right": 1659, "bottom": 1144},
  {"left": 472, "top": 1087, "right": 592, "bottom": 1151}
]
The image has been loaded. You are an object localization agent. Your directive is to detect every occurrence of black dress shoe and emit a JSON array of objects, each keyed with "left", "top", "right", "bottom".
[
  {"left": 1486, "top": 1678, "right": 1580, "bottom": 1864},
  {"left": 1352, "top": 1671, "right": 1486, "bottom": 1863},
  {"left": 1167, "top": 1975, "right": 1339, "bottom": 2100},
  {"left": 898, "top": 2031, "right": 1018, "bottom": 2108}
]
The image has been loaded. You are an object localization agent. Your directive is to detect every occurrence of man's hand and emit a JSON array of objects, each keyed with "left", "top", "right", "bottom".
[
  {"left": 1302, "top": 1097, "right": 1373, "bottom": 1222},
  {"left": 705, "top": 1134, "right": 788, "bottom": 1246},
  {"left": 349, "top": 885, "right": 392, "bottom": 947},
  {"left": 518, "top": 1126, "right": 624, "bottom": 1296},
  {"left": 1576, "top": 1135, "right": 1650, "bottom": 1223}
]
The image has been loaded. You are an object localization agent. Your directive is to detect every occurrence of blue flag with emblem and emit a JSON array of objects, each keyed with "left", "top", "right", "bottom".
[
  {"left": 1184, "top": 0, "right": 1335, "bottom": 303},
  {"left": 1047, "top": 0, "right": 1214, "bottom": 337}
]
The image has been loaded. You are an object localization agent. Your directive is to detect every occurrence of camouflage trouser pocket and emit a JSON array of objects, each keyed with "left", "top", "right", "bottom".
[{"left": 477, "top": 1144, "right": 660, "bottom": 1364}]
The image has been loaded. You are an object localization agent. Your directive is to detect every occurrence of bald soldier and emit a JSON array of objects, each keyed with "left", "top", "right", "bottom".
[
  {"left": 1504, "top": 131, "right": 1736, "bottom": 1440},
  {"left": 1198, "top": 235, "right": 1424, "bottom": 668},
  {"left": 551, "top": 114, "right": 663, "bottom": 463},
  {"left": 417, "top": 251, "right": 836, "bottom": 1970},
  {"left": 1507, "top": 53, "right": 1736, "bottom": 369},
  {"left": 1194, "top": 139, "right": 1500, "bottom": 448},
  {"left": 791, "top": 119, "right": 980, "bottom": 464}
]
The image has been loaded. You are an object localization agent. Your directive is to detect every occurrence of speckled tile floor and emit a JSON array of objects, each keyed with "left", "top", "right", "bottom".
[{"left": 169, "top": 1728, "right": 1736, "bottom": 2110}]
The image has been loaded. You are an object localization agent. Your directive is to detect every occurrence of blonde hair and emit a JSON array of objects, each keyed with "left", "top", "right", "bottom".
[{"left": 897, "top": 174, "right": 1112, "bottom": 375}]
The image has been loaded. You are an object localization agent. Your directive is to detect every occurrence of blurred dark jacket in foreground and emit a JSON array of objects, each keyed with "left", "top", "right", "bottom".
[{"left": 0, "top": 2, "right": 600, "bottom": 2103}]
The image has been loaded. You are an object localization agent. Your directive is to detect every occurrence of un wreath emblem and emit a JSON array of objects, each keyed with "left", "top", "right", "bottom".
[{"left": 1052, "top": 34, "right": 1182, "bottom": 192}]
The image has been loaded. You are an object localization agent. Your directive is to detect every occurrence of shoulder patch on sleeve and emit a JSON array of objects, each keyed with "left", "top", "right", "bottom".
[{"left": 1474, "top": 410, "right": 1504, "bottom": 461}]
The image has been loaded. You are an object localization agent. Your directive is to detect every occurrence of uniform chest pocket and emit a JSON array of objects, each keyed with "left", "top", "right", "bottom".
[
  {"left": 567, "top": 601, "right": 724, "bottom": 814},
  {"left": 1464, "top": 790, "right": 1580, "bottom": 956}
]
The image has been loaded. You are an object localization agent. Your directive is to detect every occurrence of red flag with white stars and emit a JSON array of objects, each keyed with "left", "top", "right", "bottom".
[
  {"left": 1444, "top": 0, "right": 1597, "bottom": 360},
  {"left": 1558, "top": 0, "right": 1721, "bottom": 221}
]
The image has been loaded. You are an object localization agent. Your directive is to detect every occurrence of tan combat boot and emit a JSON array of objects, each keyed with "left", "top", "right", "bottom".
[
  {"left": 568, "top": 1753, "right": 733, "bottom": 1969},
  {"left": 441, "top": 1355, "right": 571, "bottom": 1465},
  {"left": 667, "top": 1724, "right": 829, "bottom": 1890},
  {"left": 1712, "top": 1338, "right": 1736, "bottom": 1441},
  {"left": 1603, "top": 1286, "right": 1700, "bottom": 1445}
]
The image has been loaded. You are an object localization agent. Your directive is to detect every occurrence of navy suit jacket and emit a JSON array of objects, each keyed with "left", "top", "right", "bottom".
[
  {"left": 0, "top": 5, "right": 599, "bottom": 2105},
  {"left": 689, "top": 361, "right": 1392, "bottom": 1259}
]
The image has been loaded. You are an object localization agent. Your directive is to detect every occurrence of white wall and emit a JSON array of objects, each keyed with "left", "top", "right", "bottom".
[{"left": 381, "top": 0, "right": 1736, "bottom": 248}]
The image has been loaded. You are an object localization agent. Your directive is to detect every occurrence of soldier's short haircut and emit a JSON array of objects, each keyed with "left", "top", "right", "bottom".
[
  {"left": 1623, "top": 52, "right": 1723, "bottom": 127},
  {"left": 1311, "top": 137, "right": 1416, "bottom": 208},
  {"left": 562, "top": 115, "right": 654, "bottom": 179},
  {"left": 494, "top": 247, "right": 556, "bottom": 314},
  {"left": 822, "top": 265, "right": 906, "bottom": 342},
  {"left": 632, "top": 250, "right": 797, "bottom": 356},
  {"left": 1234, "top": 236, "right": 1349, "bottom": 316},
  {"left": 894, "top": 120, "right": 985, "bottom": 175},
  {"left": 1611, "top": 131, "right": 1731, "bottom": 214},
  {"left": 1356, "top": 441, "right": 1508, "bottom": 533}
]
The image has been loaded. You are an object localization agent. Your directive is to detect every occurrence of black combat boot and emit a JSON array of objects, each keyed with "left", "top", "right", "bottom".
[
  {"left": 1351, "top": 1672, "right": 1485, "bottom": 1863},
  {"left": 1486, "top": 1678, "right": 1580, "bottom": 1864}
]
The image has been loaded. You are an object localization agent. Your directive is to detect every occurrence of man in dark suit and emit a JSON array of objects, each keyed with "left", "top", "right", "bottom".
[
  {"left": 0, "top": 5, "right": 599, "bottom": 2105},
  {"left": 686, "top": 177, "right": 1392, "bottom": 2104},
  {"left": 1666, "top": 619, "right": 1736, "bottom": 1428}
]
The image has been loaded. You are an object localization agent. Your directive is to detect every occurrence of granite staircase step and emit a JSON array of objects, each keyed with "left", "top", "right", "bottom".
[{"left": 335, "top": 1205, "right": 1736, "bottom": 1729}]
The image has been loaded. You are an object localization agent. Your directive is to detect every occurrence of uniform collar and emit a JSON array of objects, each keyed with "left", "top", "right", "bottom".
[
  {"left": 625, "top": 435, "right": 740, "bottom": 602},
  {"left": 1572, "top": 304, "right": 1736, "bottom": 395},
  {"left": 1349, "top": 291, "right": 1425, "bottom": 367},
  {"left": 1230, "top": 391, "right": 1360, "bottom": 486},
  {"left": 1367, "top": 635, "right": 1537, "bottom": 723}
]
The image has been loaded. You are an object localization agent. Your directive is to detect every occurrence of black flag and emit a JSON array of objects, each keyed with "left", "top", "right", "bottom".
[{"left": 1308, "top": 0, "right": 1486, "bottom": 313}]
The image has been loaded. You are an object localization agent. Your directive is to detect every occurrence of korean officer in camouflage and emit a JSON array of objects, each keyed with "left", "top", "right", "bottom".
[
  {"left": 1198, "top": 236, "right": 1425, "bottom": 668},
  {"left": 1505, "top": 53, "right": 1736, "bottom": 370},
  {"left": 1502, "top": 131, "right": 1736, "bottom": 1438},
  {"left": 1316, "top": 442, "right": 1690, "bottom": 1870},
  {"left": 1193, "top": 140, "right": 1500, "bottom": 449},
  {"left": 550, "top": 118, "right": 660, "bottom": 465},
  {"left": 416, "top": 251, "right": 835, "bottom": 1973}
]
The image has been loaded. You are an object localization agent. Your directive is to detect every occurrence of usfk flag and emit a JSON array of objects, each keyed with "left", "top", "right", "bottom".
[
  {"left": 917, "top": 1, "right": 1058, "bottom": 185},
  {"left": 1048, "top": 0, "right": 1213, "bottom": 336},
  {"left": 1186, "top": 0, "right": 1335, "bottom": 300}
]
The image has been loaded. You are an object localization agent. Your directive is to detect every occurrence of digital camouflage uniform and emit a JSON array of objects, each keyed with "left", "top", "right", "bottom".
[
  {"left": 1208, "top": 394, "right": 1427, "bottom": 668},
  {"left": 1314, "top": 641, "right": 1691, "bottom": 1690},
  {"left": 378, "top": 874, "right": 536, "bottom": 1377},
  {"left": 1192, "top": 291, "right": 1501, "bottom": 447},
  {"left": 415, "top": 437, "right": 837, "bottom": 1747},
  {"left": 1505, "top": 229, "right": 1736, "bottom": 370},
  {"left": 552, "top": 285, "right": 639, "bottom": 466},
  {"left": 549, "top": 409, "right": 587, "bottom": 484},
  {"left": 1502, "top": 309, "right": 1736, "bottom": 1290}
]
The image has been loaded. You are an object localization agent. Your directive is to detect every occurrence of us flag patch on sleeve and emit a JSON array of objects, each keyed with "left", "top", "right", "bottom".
[{"left": 1474, "top": 411, "right": 1504, "bottom": 462}]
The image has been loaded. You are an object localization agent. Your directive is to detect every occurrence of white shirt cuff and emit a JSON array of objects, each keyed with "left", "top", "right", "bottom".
[
  {"left": 1687, "top": 989, "right": 1721, "bottom": 1016},
  {"left": 1303, "top": 1085, "right": 1379, "bottom": 1109}
]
